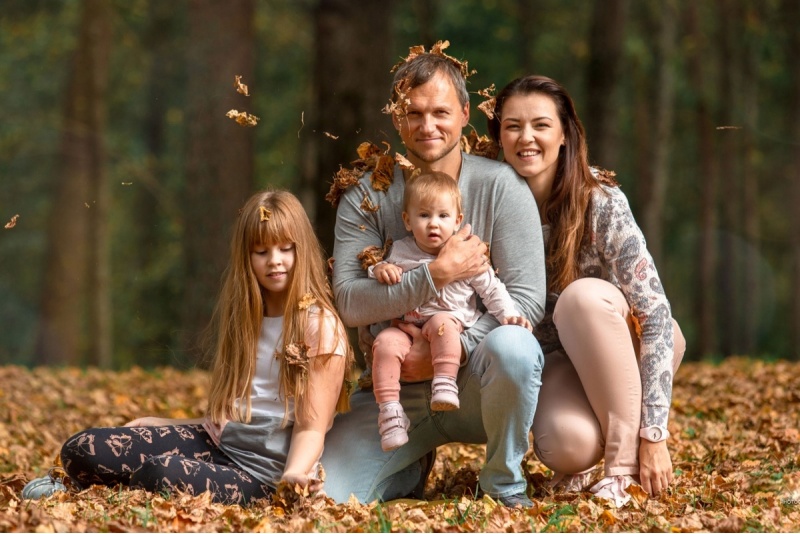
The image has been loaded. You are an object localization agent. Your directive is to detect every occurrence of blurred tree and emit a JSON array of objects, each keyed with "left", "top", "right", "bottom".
[
  {"left": 638, "top": 0, "right": 678, "bottom": 266},
  {"left": 34, "top": 0, "right": 112, "bottom": 366},
  {"left": 180, "top": 0, "right": 255, "bottom": 366},
  {"left": 303, "top": 0, "right": 396, "bottom": 254},
  {"left": 412, "top": 0, "right": 438, "bottom": 49},
  {"left": 685, "top": 1, "right": 719, "bottom": 358},
  {"left": 786, "top": 0, "right": 800, "bottom": 361},
  {"left": 716, "top": 0, "right": 744, "bottom": 357},
  {"left": 584, "top": 0, "right": 629, "bottom": 170}
]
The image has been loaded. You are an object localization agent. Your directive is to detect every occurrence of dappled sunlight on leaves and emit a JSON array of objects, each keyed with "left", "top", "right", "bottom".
[{"left": 1, "top": 358, "right": 798, "bottom": 531}]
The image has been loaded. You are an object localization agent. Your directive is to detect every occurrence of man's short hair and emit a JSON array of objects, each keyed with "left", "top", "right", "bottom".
[{"left": 391, "top": 54, "right": 469, "bottom": 108}]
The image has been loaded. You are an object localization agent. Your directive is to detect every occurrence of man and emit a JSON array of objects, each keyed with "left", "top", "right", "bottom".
[{"left": 319, "top": 49, "right": 546, "bottom": 507}]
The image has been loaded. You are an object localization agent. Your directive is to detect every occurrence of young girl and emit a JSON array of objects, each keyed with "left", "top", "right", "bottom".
[
  {"left": 55, "top": 190, "right": 353, "bottom": 505},
  {"left": 369, "top": 171, "right": 532, "bottom": 451},
  {"left": 487, "top": 75, "right": 686, "bottom": 505}
]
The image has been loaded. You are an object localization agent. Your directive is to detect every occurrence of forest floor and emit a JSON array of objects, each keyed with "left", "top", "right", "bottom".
[{"left": 0, "top": 358, "right": 798, "bottom": 532}]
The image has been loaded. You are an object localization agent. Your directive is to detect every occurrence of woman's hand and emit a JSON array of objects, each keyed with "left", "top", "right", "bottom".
[
  {"left": 373, "top": 263, "right": 404, "bottom": 285},
  {"left": 502, "top": 315, "right": 533, "bottom": 332},
  {"left": 638, "top": 439, "right": 674, "bottom": 497}
]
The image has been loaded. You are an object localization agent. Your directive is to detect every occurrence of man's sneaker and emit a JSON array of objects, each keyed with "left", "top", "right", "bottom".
[
  {"left": 21, "top": 469, "right": 67, "bottom": 500},
  {"left": 497, "top": 492, "right": 534, "bottom": 508},
  {"left": 378, "top": 402, "right": 410, "bottom": 452},
  {"left": 430, "top": 376, "right": 459, "bottom": 411}
]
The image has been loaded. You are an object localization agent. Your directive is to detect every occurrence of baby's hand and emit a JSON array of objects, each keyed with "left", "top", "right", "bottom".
[
  {"left": 373, "top": 263, "right": 404, "bottom": 285},
  {"left": 503, "top": 316, "right": 533, "bottom": 332}
]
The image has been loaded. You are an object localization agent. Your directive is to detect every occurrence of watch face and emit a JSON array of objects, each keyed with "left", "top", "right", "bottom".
[{"left": 650, "top": 428, "right": 662, "bottom": 441}]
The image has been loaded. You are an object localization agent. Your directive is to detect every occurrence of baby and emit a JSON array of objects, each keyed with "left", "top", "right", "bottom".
[{"left": 369, "top": 171, "right": 532, "bottom": 451}]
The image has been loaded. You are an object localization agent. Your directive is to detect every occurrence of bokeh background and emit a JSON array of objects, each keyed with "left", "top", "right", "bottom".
[{"left": 1, "top": 0, "right": 797, "bottom": 369}]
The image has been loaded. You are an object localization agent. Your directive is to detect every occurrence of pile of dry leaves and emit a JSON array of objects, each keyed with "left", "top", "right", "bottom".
[{"left": 0, "top": 358, "right": 798, "bottom": 532}]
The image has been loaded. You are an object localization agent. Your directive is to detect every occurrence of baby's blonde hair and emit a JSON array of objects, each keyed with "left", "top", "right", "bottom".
[{"left": 403, "top": 171, "right": 463, "bottom": 215}]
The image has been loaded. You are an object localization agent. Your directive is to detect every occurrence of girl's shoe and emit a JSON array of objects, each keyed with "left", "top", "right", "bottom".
[
  {"left": 378, "top": 403, "right": 410, "bottom": 451},
  {"left": 589, "top": 475, "right": 638, "bottom": 507},
  {"left": 430, "top": 376, "right": 459, "bottom": 411},
  {"left": 22, "top": 469, "right": 67, "bottom": 500}
]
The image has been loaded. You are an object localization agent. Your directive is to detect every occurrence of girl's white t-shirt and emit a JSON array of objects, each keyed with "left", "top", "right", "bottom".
[{"left": 249, "top": 316, "right": 292, "bottom": 421}]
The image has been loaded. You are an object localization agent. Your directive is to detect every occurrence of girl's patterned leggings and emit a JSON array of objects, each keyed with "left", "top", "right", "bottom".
[{"left": 60, "top": 424, "right": 272, "bottom": 505}]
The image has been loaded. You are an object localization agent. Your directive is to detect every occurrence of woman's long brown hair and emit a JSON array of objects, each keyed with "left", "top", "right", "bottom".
[{"left": 488, "top": 75, "right": 618, "bottom": 293}]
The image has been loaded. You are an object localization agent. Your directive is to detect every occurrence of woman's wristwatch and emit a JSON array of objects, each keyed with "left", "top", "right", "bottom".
[{"left": 639, "top": 425, "right": 670, "bottom": 442}]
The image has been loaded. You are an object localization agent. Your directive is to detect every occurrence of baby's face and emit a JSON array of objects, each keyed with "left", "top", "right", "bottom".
[{"left": 402, "top": 194, "right": 463, "bottom": 255}]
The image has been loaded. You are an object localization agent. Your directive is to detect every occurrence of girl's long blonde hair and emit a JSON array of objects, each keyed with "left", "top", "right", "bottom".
[{"left": 206, "top": 189, "right": 353, "bottom": 425}]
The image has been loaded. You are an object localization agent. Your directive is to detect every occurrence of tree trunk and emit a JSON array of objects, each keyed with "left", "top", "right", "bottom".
[
  {"left": 639, "top": 0, "right": 677, "bottom": 266},
  {"left": 584, "top": 0, "right": 629, "bottom": 169},
  {"left": 182, "top": 0, "right": 255, "bottom": 366},
  {"left": 716, "top": 0, "right": 743, "bottom": 357},
  {"left": 685, "top": 2, "right": 719, "bottom": 359},
  {"left": 305, "top": 0, "right": 396, "bottom": 254},
  {"left": 740, "top": 1, "right": 761, "bottom": 356},
  {"left": 34, "top": 0, "right": 112, "bottom": 366},
  {"left": 516, "top": 0, "right": 537, "bottom": 72},
  {"left": 786, "top": 0, "right": 800, "bottom": 360}
]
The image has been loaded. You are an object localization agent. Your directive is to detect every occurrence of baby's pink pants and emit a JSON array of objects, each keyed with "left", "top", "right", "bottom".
[{"left": 372, "top": 312, "right": 463, "bottom": 403}]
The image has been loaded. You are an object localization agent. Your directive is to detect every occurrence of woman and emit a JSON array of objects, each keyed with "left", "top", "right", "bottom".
[{"left": 486, "top": 75, "right": 686, "bottom": 506}]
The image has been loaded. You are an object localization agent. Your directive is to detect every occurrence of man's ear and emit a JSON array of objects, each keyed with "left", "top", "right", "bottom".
[{"left": 461, "top": 103, "right": 470, "bottom": 128}]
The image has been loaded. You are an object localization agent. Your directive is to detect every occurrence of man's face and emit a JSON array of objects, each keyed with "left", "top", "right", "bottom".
[{"left": 392, "top": 71, "right": 470, "bottom": 167}]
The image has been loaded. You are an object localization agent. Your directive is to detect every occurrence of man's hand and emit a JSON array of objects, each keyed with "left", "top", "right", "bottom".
[
  {"left": 395, "top": 322, "right": 435, "bottom": 382},
  {"left": 638, "top": 439, "right": 674, "bottom": 497},
  {"left": 373, "top": 263, "right": 404, "bottom": 285},
  {"left": 502, "top": 316, "right": 533, "bottom": 332},
  {"left": 427, "top": 224, "right": 489, "bottom": 290}
]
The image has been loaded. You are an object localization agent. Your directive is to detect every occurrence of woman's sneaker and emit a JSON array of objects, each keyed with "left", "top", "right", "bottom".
[
  {"left": 430, "top": 376, "right": 459, "bottom": 411},
  {"left": 22, "top": 469, "right": 67, "bottom": 500},
  {"left": 378, "top": 402, "right": 410, "bottom": 452}
]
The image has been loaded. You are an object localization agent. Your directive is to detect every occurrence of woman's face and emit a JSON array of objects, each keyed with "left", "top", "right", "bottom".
[{"left": 499, "top": 93, "right": 565, "bottom": 186}]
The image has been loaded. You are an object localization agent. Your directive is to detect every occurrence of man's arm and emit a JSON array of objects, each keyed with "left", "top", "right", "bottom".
[{"left": 332, "top": 177, "right": 439, "bottom": 327}]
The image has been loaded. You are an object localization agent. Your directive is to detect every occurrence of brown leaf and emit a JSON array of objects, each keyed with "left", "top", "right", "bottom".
[
  {"left": 325, "top": 166, "right": 365, "bottom": 208},
  {"left": 460, "top": 130, "right": 499, "bottom": 160},
  {"left": 360, "top": 194, "right": 379, "bottom": 213},
  {"left": 4, "top": 214, "right": 19, "bottom": 229},
  {"left": 298, "top": 293, "right": 317, "bottom": 310},
  {"left": 370, "top": 155, "right": 395, "bottom": 192},
  {"left": 259, "top": 206, "right": 271, "bottom": 222},
  {"left": 437, "top": 323, "right": 445, "bottom": 336},
  {"left": 225, "top": 109, "right": 259, "bottom": 127},
  {"left": 234, "top": 75, "right": 249, "bottom": 96},
  {"left": 357, "top": 238, "right": 392, "bottom": 270}
]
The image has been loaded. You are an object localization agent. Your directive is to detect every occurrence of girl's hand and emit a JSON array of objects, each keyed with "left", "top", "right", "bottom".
[
  {"left": 202, "top": 416, "right": 228, "bottom": 447},
  {"left": 125, "top": 417, "right": 172, "bottom": 427},
  {"left": 502, "top": 315, "right": 533, "bottom": 332},
  {"left": 281, "top": 472, "right": 324, "bottom": 494},
  {"left": 638, "top": 439, "right": 674, "bottom": 497},
  {"left": 373, "top": 263, "right": 404, "bottom": 285}
]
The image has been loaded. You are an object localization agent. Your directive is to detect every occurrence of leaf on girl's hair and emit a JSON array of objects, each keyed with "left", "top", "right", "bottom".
[
  {"left": 326, "top": 257, "right": 335, "bottom": 276},
  {"left": 438, "top": 323, "right": 445, "bottom": 336},
  {"left": 460, "top": 130, "right": 499, "bottom": 160},
  {"left": 234, "top": 75, "right": 249, "bottom": 96},
  {"left": 283, "top": 342, "right": 310, "bottom": 370},
  {"left": 298, "top": 293, "right": 317, "bottom": 310},
  {"left": 360, "top": 194, "right": 379, "bottom": 213},
  {"left": 226, "top": 109, "right": 259, "bottom": 127},
  {"left": 4, "top": 214, "right": 19, "bottom": 229},
  {"left": 259, "top": 206, "right": 271, "bottom": 222},
  {"left": 357, "top": 238, "right": 392, "bottom": 270}
]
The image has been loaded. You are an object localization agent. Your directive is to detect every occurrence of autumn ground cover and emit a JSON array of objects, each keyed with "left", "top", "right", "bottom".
[{"left": 0, "top": 358, "right": 798, "bottom": 532}]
